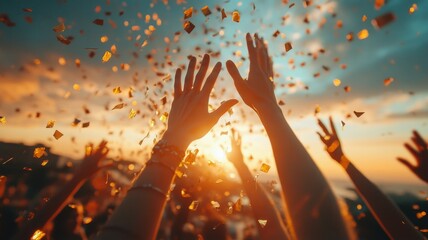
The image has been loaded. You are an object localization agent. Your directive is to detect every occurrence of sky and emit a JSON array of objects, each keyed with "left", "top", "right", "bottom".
[{"left": 0, "top": 0, "right": 427, "bottom": 186}]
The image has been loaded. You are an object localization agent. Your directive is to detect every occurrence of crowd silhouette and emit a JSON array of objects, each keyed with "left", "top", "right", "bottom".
[{"left": 1, "top": 33, "right": 427, "bottom": 240}]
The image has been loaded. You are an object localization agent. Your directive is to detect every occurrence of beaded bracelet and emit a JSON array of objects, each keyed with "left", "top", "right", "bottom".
[
  {"left": 127, "top": 183, "right": 170, "bottom": 200},
  {"left": 339, "top": 155, "right": 350, "bottom": 170},
  {"left": 145, "top": 159, "right": 176, "bottom": 174},
  {"left": 151, "top": 139, "right": 185, "bottom": 164}
]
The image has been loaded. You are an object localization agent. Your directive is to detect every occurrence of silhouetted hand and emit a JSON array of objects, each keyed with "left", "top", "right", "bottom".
[
  {"left": 317, "top": 117, "right": 345, "bottom": 162},
  {"left": 75, "top": 140, "right": 110, "bottom": 179},
  {"left": 397, "top": 130, "right": 428, "bottom": 184},
  {"left": 226, "top": 33, "right": 276, "bottom": 113},
  {"left": 226, "top": 128, "right": 244, "bottom": 165},
  {"left": 164, "top": 54, "right": 238, "bottom": 149}
]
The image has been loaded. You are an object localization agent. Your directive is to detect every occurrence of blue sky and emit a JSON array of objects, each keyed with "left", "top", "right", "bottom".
[{"left": 0, "top": 0, "right": 427, "bottom": 184}]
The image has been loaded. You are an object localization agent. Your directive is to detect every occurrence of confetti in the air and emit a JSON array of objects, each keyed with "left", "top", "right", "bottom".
[{"left": 53, "top": 130, "right": 63, "bottom": 140}]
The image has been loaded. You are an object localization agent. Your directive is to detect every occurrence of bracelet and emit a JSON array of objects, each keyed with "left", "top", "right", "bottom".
[
  {"left": 151, "top": 139, "right": 185, "bottom": 164},
  {"left": 101, "top": 225, "right": 142, "bottom": 239},
  {"left": 339, "top": 155, "right": 350, "bottom": 170},
  {"left": 145, "top": 159, "right": 176, "bottom": 174},
  {"left": 127, "top": 184, "right": 170, "bottom": 200}
]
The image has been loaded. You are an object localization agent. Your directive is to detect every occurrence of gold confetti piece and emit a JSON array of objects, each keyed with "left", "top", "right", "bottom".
[
  {"left": 362, "top": 15, "right": 367, "bottom": 22},
  {"left": 52, "top": 22, "right": 65, "bottom": 33},
  {"left": 58, "top": 57, "right": 66, "bottom": 66},
  {"left": 31, "top": 229, "right": 46, "bottom": 240},
  {"left": 344, "top": 86, "right": 351, "bottom": 92},
  {"left": 341, "top": 121, "right": 346, "bottom": 127},
  {"left": 357, "top": 204, "right": 362, "bottom": 210},
  {"left": 371, "top": 12, "right": 396, "bottom": 29},
  {"left": 183, "top": 21, "right": 195, "bottom": 34},
  {"left": 221, "top": 8, "right": 227, "bottom": 20},
  {"left": 102, "top": 51, "right": 112, "bottom": 63},
  {"left": 129, "top": 109, "right": 137, "bottom": 119},
  {"left": 41, "top": 160, "right": 49, "bottom": 166},
  {"left": 113, "top": 87, "right": 121, "bottom": 94},
  {"left": 211, "top": 201, "right": 220, "bottom": 208},
  {"left": 73, "top": 83, "right": 80, "bottom": 91},
  {"left": 112, "top": 103, "right": 124, "bottom": 110},
  {"left": 183, "top": 7, "right": 193, "bottom": 19},
  {"left": 409, "top": 4, "right": 417, "bottom": 14},
  {"left": 53, "top": 130, "right": 63, "bottom": 140},
  {"left": 201, "top": 6, "right": 211, "bottom": 16},
  {"left": 357, "top": 29, "right": 369, "bottom": 40},
  {"left": 284, "top": 42, "right": 292, "bottom": 52},
  {"left": 354, "top": 111, "right": 365, "bottom": 118},
  {"left": 93, "top": 19, "right": 104, "bottom": 26},
  {"left": 100, "top": 35, "right": 108, "bottom": 43},
  {"left": 188, "top": 200, "right": 199, "bottom": 211},
  {"left": 149, "top": 118, "right": 155, "bottom": 127},
  {"left": 416, "top": 211, "right": 426, "bottom": 219},
  {"left": 181, "top": 188, "right": 191, "bottom": 198},
  {"left": 333, "top": 79, "right": 341, "bottom": 87},
  {"left": 141, "top": 40, "right": 148, "bottom": 48},
  {"left": 234, "top": 198, "right": 242, "bottom": 212},
  {"left": 33, "top": 147, "right": 46, "bottom": 158},
  {"left": 374, "top": 0, "right": 385, "bottom": 10},
  {"left": 384, "top": 77, "right": 394, "bottom": 86},
  {"left": 258, "top": 219, "right": 267, "bottom": 228},
  {"left": 346, "top": 32, "right": 353, "bottom": 42},
  {"left": 216, "top": 179, "right": 223, "bottom": 184},
  {"left": 0, "top": 116, "right": 6, "bottom": 124},
  {"left": 82, "top": 122, "right": 90, "bottom": 128},
  {"left": 232, "top": 11, "right": 240, "bottom": 22},
  {"left": 175, "top": 169, "right": 184, "bottom": 178},
  {"left": 159, "top": 112, "right": 168, "bottom": 122},
  {"left": 260, "top": 163, "right": 271, "bottom": 173}
]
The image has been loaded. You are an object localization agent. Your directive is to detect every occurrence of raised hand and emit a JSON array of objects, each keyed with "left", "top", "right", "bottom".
[
  {"left": 317, "top": 117, "right": 345, "bottom": 163},
  {"left": 165, "top": 54, "right": 238, "bottom": 149},
  {"left": 226, "top": 33, "right": 276, "bottom": 113},
  {"left": 75, "top": 140, "right": 110, "bottom": 179},
  {"left": 397, "top": 130, "right": 428, "bottom": 184},
  {"left": 226, "top": 128, "right": 244, "bottom": 165}
]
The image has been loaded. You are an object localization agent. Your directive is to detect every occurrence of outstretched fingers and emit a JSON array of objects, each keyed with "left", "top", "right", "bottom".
[
  {"left": 397, "top": 157, "right": 416, "bottom": 172},
  {"left": 174, "top": 68, "right": 182, "bottom": 98},
  {"left": 201, "top": 62, "right": 222, "bottom": 97},
  {"left": 318, "top": 119, "right": 330, "bottom": 136},
  {"left": 226, "top": 60, "right": 247, "bottom": 95},
  {"left": 412, "top": 130, "right": 427, "bottom": 150},
  {"left": 246, "top": 33, "right": 256, "bottom": 62},
  {"left": 193, "top": 54, "right": 210, "bottom": 91},
  {"left": 184, "top": 56, "right": 196, "bottom": 92},
  {"left": 405, "top": 143, "right": 420, "bottom": 160},
  {"left": 329, "top": 116, "right": 338, "bottom": 137}
]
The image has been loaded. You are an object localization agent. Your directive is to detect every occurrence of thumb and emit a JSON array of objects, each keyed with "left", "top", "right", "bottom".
[
  {"left": 210, "top": 99, "right": 238, "bottom": 122},
  {"left": 226, "top": 60, "right": 244, "bottom": 83},
  {"left": 397, "top": 157, "right": 416, "bottom": 172}
]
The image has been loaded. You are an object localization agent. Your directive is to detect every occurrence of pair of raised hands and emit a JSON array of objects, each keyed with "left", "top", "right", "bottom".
[
  {"left": 317, "top": 117, "right": 428, "bottom": 183},
  {"left": 165, "top": 33, "right": 277, "bottom": 150}
]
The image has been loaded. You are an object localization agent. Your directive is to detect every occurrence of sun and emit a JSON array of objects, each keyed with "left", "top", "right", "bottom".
[{"left": 211, "top": 145, "right": 228, "bottom": 163}]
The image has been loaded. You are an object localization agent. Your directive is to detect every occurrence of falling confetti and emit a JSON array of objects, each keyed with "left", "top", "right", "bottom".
[
  {"left": 82, "top": 122, "right": 90, "bottom": 128},
  {"left": 201, "top": 6, "right": 211, "bottom": 16},
  {"left": 129, "top": 109, "right": 137, "bottom": 119},
  {"left": 0, "top": 116, "right": 6, "bottom": 124},
  {"left": 384, "top": 77, "right": 394, "bottom": 86},
  {"left": 333, "top": 79, "right": 341, "bottom": 87},
  {"left": 112, "top": 103, "right": 125, "bottom": 110},
  {"left": 232, "top": 11, "right": 240, "bottom": 22},
  {"left": 357, "top": 29, "right": 369, "bottom": 40},
  {"left": 33, "top": 147, "right": 46, "bottom": 158},
  {"left": 183, "top": 7, "right": 193, "bottom": 19},
  {"left": 258, "top": 219, "right": 268, "bottom": 228},
  {"left": 371, "top": 12, "right": 396, "bottom": 29},
  {"left": 52, "top": 23, "right": 65, "bottom": 33},
  {"left": 188, "top": 200, "right": 199, "bottom": 211},
  {"left": 113, "top": 87, "right": 122, "bottom": 94},
  {"left": 183, "top": 21, "right": 195, "bottom": 34},
  {"left": 409, "top": 4, "right": 418, "bottom": 14},
  {"left": 260, "top": 163, "right": 271, "bottom": 173},
  {"left": 53, "top": 130, "right": 63, "bottom": 140},
  {"left": 102, "top": 51, "right": 112, "bottom": 63},
  {"left": 31, "top": 229, "right": 46, "bottom": 240},
  {"left": 41, "top": 160, "right": 49, "bottom": 166},
  {"left": 284, "top": 42, "right": 292, "bottom": 52},
  {"left": 353, "top": 111, "right": 365, "bottom": 118}
]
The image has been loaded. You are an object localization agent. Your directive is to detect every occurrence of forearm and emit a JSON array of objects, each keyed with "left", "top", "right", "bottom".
[
  {"left": 96, "top": 135, "right": 187, "bottom": 240},
  {"left": 257, "top": 105, "right": 349, "bottom": 239},
  {"left": 15, "top": 176, "right": 85, "bottom": 239},
  {"left": 344, "top": 159, "right": 424, "bottom": 239},
  {"left": 234, "top": 162, "right": 290, "bottom": 239}
]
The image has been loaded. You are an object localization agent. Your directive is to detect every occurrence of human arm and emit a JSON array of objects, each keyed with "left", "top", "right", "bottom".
[
  {"left": 397, "top": 130, "right": 428, "bottom": 184},
  {"left": 317, "top": 117, "right": 425, "bottom": 239},
  {"left": 226, "top": 33, "right": 349, "bottom": 240},
  {"left": 227, "top": 129, "right": 290, "bottom": 240},
  {"left": 15, "top": 141, "right": 110, "bottom": 240},
  {"left": 95, "top": 54, "right": 237, "bottom": 240}
]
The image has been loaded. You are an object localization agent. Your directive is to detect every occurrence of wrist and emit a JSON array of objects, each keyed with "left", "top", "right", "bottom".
[{"left": 161, "top": 130, "right": 191, "bottom": 151}]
